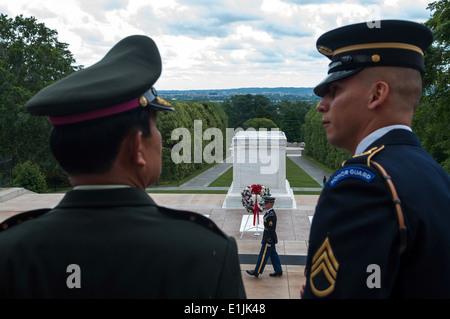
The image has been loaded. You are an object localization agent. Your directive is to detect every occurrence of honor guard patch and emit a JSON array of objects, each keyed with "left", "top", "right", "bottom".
[
  {"left": 310, "top": 237, "right": 339, "bottom": 297},
  {"left": 329, "top": 166, "right": 375, "bottom": 187}
]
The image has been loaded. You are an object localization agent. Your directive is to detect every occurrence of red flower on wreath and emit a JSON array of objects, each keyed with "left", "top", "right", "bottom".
[
  {"left": 241, "top": 184, "right": 270, "bottom": 226},
  {"left": 251, "top": 184, "right": 262, "bottom": 195}
]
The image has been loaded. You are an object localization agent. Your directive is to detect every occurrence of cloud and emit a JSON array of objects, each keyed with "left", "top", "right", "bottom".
[
  {"left": 132, "top": 0, "right": 263, "bottom": 38},
  {"left": 0, "top": 0, "right": 433, "bottom": 90}
]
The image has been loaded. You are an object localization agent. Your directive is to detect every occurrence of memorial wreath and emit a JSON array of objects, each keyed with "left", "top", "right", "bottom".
[{"left": 241, "top": 184, "right": 270, "bottom": 226}]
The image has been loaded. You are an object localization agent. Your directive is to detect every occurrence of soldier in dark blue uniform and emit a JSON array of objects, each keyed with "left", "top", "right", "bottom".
[
  {"left": 0, "top": 35, "right": 246, "bottom": 299},
  {"left": 246, "top": 196, "right": 283, "bottom": 278},
  {"left": 302, "top": 20, "right": 450, "bottom": 298}
]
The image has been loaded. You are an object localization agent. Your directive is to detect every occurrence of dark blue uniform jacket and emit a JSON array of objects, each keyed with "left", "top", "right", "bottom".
[
  {"left": 261, "top": 208, "right": 277, "bottom": 245},
  {"left": 303, "top": 129, "right": 450, "bottom": 298}
]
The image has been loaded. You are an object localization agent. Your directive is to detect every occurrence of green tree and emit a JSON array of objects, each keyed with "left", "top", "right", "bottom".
[
  {"left": 0, "top": 14, "right": 80, "bottom": 174},
  {"left": 243, "top": 118, "right": 278, "bottom": 130},
  {"left": 221, "top": 94, "right": 271, "bottom": 128},
  {"left": 302, "top": 104, "right": 350, "bottom": 169},
  {"left": 13, "top": 160, "right": 48, "bottom": 193},
  {"left": 280, "top": 109, "right": 301, "bottom": 141},
  {"left": 413, "top": 0, "right": 450, "bottom": 173},
  {"left": 275, "top": 100, "right": 312, "bottom": 142}
]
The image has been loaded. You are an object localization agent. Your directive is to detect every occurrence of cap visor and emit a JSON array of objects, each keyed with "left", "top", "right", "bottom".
[
  {"left": 149, "top": 97, "right": 175, "bottom": 111},
  {"left": 149, "top": 102, "right": 175, "bottom": 111},
  {"left": 314, "top": 68, "right": 363, "bottom": 97}
]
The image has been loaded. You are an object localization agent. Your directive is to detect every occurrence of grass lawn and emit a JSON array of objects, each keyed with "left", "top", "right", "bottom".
[
  {"left": 286, "top": 157, "right": 321, "bottom": 187},
  {"left": 147, "top": 156, "right": 324, "bottom": 194},
  {"left": 208, "top": 166, "right": 233, "bottom": 187},
  {"left": 208, "top": 156, "right": 321, "bottom": 188}
]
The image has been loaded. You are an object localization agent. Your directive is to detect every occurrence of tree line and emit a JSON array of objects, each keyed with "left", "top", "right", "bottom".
[
  {"left": 0, "top": 14, "right": 230, "bottom": 190},
  {"left": 1, "top": 2, "right": 448, "bottom": 192},
  {"left": 0, "top": 14, "right": 80, "bottom": 191},
  {"left": 157, "top": 101, "right": 228, "bottom": 184},
  {"left": 301, "top": 105, "right": 351, "bottom": 170},
  {"left": 411, "top": 0, "right": 449, "bottom": 173},
  {"left": 221, "top": 94, "right": 311, "bottom": 142}
]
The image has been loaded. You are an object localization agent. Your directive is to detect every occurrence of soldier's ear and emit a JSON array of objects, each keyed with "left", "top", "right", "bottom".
[
  {"left": 368, "top": 81, "right": 389, "bottom": 110},
  {"left": 127, "top": 130, "right": 147, "bottom": 167}
]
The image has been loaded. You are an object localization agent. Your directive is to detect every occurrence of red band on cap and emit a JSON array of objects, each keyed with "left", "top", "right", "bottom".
[{"left": 49, "top": 98, "right": 141, "bottom": 125}]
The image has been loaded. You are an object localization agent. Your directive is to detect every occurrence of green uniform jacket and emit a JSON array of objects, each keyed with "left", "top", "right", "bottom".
[{"left": 0, "top": 188, "right": 246, "bottom": 299}]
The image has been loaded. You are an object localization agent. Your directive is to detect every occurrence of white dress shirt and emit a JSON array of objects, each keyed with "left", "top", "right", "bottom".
[{"left": 354, "top": 125, "right": 412, "bottom": 155}]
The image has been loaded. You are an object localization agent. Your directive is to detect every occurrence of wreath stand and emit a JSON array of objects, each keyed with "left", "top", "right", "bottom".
[
  {"left": 240, "top": 191, "right": 265, "bottom": 239},
  {"left": 239, "top": 212, "right": 263, "bottom": 239}
]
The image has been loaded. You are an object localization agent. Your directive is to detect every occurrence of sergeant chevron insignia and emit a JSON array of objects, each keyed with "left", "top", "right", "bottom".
[{"left": 310, "top": 237, "right": 339, "bottom": 297}]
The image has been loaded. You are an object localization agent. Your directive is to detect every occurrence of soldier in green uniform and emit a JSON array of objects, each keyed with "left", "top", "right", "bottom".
[
  {"left": 246, "top": 196, "right": 282, "bottom": 278},
  {"left": 0, "top": 35, "right": 246, "bottom": 299},
  {"left": 302, "top": 20, "right": 450, "bottom": 298}
]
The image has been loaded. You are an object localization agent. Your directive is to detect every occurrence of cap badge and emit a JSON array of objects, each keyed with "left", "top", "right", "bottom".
[
  {"left": 372, "top": 54, "right": 381, "bottom": 63},
  {"left": 139, "top": 96, "right": 148, "bottom": 107}
]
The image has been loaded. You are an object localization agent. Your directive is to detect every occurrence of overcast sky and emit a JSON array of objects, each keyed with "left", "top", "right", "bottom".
[{"left": 1, "top": 0, "right": 434, "bottom": 90}]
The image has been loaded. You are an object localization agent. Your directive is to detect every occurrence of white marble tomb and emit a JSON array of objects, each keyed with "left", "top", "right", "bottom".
[{"left": 222, "top": 130, "right": 297, "bottom": 209}]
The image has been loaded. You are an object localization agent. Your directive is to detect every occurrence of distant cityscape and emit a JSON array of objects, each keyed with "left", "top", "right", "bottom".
[{"left": 159, "top": 87, "right": 320, "bottom": 103}]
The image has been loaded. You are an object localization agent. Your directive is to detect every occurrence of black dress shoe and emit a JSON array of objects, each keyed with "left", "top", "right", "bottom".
[
  {"left": 269, "top": 272, "right": 282, "bottom": 277},
  {"left": 246, "top": 270, "right": 259, "bottom": 277}
]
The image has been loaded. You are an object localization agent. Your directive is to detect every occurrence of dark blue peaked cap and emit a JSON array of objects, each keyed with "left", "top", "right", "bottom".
[
  {"left": 264, "top": 196, "right": 276, "bottom": 203},
  {"left": 314, "top": 20, "right": 433, "bottom": 97}
]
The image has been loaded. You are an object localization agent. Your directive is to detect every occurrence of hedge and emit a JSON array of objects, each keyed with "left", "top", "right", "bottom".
[
  {"left": 13, "top": 160, "right": 48, "bottom": 193},
  {"left": 157, "top": 101, "right": 228, "bottom": 183},
  {"left": 302, "top": 104, "right": 350, "bottom": 170}
]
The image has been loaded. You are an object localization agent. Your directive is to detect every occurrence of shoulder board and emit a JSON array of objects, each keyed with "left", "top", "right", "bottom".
[
  {"left": 0, "top": 208, "right": 52, "bottom": 232},
  {"left": 159, "top": 206, "right": 227, "bottom": 239},
  {"left": 344, "top": 145, "right": 385, "bottom": 166}
]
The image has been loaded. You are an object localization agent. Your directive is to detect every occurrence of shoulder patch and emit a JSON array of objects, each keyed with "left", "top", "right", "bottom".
[
  {"left": 0, "top": 208, "right": 51, "bottom": 232},
  {"left": 329, "top": 166, "right": 376, "bottom": 187}
]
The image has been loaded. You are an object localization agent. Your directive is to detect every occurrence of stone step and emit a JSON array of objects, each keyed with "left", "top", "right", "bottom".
[{"left": 0, "top": 188, "right": 34, "bottom": 203}]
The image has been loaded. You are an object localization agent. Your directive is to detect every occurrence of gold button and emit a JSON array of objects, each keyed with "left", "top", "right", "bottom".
[
  {"left": 139, "top": 96, "right": 148, "bottom": 107},
  {"left": 1, "top": 223, "right": 8, "bottom": 230},
  {"left": 372, "top": 54, "right": 381, "bottom": 63},
  {"left": 189, "top": 215, "right": 196, "bottom": 221}
]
